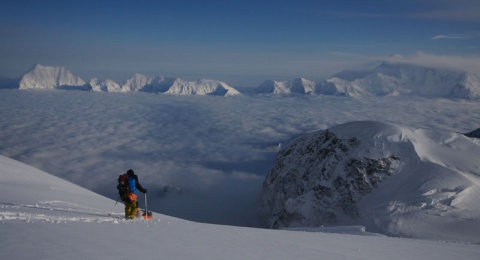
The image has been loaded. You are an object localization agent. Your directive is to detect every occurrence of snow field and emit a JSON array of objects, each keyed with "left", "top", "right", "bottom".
[{"left": 1, "top": 154, "right": 479, "bottom": 260}]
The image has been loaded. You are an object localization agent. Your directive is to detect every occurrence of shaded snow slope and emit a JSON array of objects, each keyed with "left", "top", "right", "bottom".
[
  {"left": 0, "top": 155, "right": 127, "bottom": 221},
  {"left": 1, "top": 155, "right": 479, "bottom": 259},
  {"left": 261, "top": 121, "right": 480, "bottom": 243}
]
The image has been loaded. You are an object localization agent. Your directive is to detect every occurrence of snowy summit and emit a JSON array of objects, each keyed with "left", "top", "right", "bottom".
[
  {"left": 256, "top": 78, "right": 315, "bottom": 94},
  {"left": 19, "top": 64, "right": 86, "bottom": 90},
  {"left": 261, "top": 121, "right": 480, "bottom": 243}
]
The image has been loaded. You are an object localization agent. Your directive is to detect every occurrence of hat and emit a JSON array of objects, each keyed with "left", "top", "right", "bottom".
[{"left": 127, "top": 169, "right": 134, "bottom": 176}]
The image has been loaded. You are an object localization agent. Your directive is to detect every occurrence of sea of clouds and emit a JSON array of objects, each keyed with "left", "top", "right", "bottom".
[{"left": 0, "top": 90, "right": 479, "bottom": 226}]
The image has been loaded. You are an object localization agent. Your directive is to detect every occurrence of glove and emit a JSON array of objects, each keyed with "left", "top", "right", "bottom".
[{"left": 144, "top": 188, "right": 148, "bottom": 194}]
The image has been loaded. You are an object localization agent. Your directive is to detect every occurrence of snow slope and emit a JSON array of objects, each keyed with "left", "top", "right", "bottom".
[
  {"left": 261, "top": 121, "right": 480, "bottom": 243},
  {"left": 1, "top": 155, "right": 479, "bottom": 259}
]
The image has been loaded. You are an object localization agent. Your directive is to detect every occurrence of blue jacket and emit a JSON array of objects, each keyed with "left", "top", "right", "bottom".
[{"left": 127, "top": 174, "right": 146, "bottom": 195}]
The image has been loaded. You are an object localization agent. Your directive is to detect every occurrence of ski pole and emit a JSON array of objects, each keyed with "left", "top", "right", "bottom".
[
  {"left": 108, "top": 198, "right": 120, "bottom": 217},
  {"left": 144, "top": 193, "right": 148, "bottom": 220},
  {"left": 110, "top": 198, "right": 119, "bottom": 211}
]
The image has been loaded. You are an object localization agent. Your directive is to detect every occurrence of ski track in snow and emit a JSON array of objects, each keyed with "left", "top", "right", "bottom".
[
  {"left": 0, "top": 201, "right": 118, "bottom": 223},
  {"left": 0, "top": 201, "right": 168, "bottom": 224}
]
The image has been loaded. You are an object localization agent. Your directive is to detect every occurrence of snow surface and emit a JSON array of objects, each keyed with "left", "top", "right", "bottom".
[{"left": 1, "top": 155, "right": 479, "bottom": 259}]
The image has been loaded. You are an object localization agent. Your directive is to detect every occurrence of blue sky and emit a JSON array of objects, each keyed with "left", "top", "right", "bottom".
[{"left": 1, "top": 0, "right": 479, "bottom": 86}]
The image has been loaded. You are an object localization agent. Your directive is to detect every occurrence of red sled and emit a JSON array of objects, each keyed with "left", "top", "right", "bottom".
[
  {"left": 137, "top": 209, "right": 152, "bottom": 219},
  {"left": 142, "top": 210, "right": 153, "bottom": 220}
]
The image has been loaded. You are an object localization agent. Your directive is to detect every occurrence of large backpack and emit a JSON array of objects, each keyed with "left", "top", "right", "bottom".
[
  {"left": 117, "top": 174, "right": 130, "bottom": 202},
  {"left": 117, "top": 174, "right": 137, "bottom": 202}
]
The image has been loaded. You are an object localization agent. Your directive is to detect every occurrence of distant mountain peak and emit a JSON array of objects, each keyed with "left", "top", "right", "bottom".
[
  {"left": 321, "top": 62, "right": 480, "bottom": 98},
  {"left": 256, "top": 78, "right": 315, "bottom": 94},
  {"left": 19, "top": 64, "right": 85, "bottom": 89}
]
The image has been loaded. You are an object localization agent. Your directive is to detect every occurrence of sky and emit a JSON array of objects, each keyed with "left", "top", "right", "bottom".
[{"left": 1, "top": 0, "right": 480, "bottom": 86}]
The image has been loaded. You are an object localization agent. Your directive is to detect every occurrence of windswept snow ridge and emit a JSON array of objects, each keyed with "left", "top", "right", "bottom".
[{"left": 261, "top": 121, "right": 480, "bottom": 243}]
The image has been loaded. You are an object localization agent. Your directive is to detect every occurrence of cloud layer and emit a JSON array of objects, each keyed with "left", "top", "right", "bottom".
[
  {"left": 0, "top": 90, "right": 479, "bottom": 226},
  {"left": 383, "top": 52, "right": 480, "bottom": 74}
]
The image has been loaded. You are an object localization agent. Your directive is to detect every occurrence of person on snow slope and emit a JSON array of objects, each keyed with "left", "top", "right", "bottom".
[{"left": 121, "top": 169, "right": 147, "bottom": 219}]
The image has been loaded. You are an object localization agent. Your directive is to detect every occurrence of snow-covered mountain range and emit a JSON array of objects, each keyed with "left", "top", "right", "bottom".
[
  {"left": 3, "top": 63, "right": 480, "bottom": 98},
  {"left": 260, "top": 121, "right": 480, "bottom": 243},
  {"left": 14, "top": 64, "right": 241, "bottom": 96},
  {"left": 323, "top": 63, "right": 480, "bottom": 98},
  {"left": 256, "top": 63, "right": 480, "bottom": 98}
]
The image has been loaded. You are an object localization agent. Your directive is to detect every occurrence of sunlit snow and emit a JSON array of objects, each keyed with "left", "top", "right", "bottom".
[{"left": 1, "top": 155, "right": 479, "bottom": 259}]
